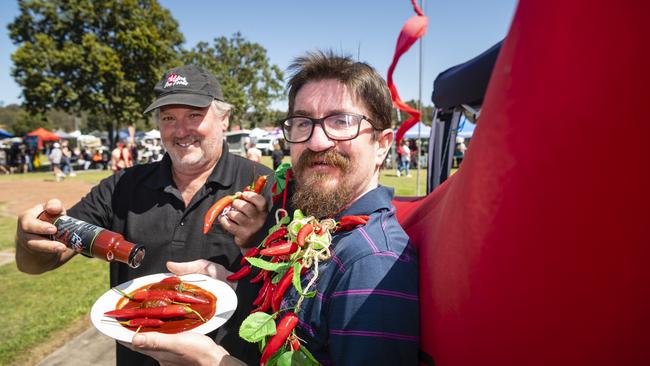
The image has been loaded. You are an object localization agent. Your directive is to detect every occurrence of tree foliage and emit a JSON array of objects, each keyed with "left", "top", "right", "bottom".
[
  {"left": 8, "top": 0, "right": 184, "bottom": 145},
  {"left": 182, "top": 32, "right": 284, "bottom": 128}
]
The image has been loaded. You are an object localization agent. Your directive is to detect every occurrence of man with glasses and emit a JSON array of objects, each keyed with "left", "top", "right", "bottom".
[{"left": 129, "top": 52, "right": 419, "bottom": 365}]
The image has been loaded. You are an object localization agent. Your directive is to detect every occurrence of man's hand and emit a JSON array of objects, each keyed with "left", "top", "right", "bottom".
[
  {"left": 15, "top": 199, "right": 75, "bottom": 274},
  {"left": 166, "top": 260, "right": 236, "bottom": 290},
  {"left": 219, "top": 191, "right": 268, "bottom": 247},
  {"left": 125, "top": 332, "right": 245, "bottom": 366}
]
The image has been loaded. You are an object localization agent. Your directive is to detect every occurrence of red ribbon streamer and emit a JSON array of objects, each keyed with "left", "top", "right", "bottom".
[{"left": 388, "top": 0, "right": 429, "bottom": 146}]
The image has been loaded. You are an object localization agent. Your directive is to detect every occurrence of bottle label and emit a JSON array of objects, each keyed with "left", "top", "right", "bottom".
[{"left": 51, "top": 215, "right": 102, "bottom": 256}]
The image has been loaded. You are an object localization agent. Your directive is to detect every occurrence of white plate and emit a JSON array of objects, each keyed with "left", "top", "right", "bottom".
[{"left": 90, "top": 273, "right": 237, "bottom": 343}]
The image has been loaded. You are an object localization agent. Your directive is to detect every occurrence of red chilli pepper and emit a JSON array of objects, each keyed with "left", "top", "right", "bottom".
[
  {"left": 296, "top": 224, "right": 313, "bottom": 248},
  {"left": 159, "top": 276, "right": 182, "bottom": 285},
  {"left": 240, "top": 247, "right": 261, "bottom": 265},
  {"left": 104, "top": 304, "right": 201, "bottom": 320},
  {"left": 251, "top": 175, "right": 268, "bottom": 193},
  {"left": 336, "top": 215, "right": 370, "bottom": 231},
  {"left": 263, "top": 227, "right": 288, "bottom": 247},
  {"left": 249, "top": 269, "right": 266, "bottom": 284},
  {"left": 252, "top": 279, "right": 271, "bottom": 306},
  {"left": 272, "top": 266, "right": 295, "bottom": 312},
  {"left": 290, "top": 336, "right": 300, "bottom": 351},
  {"left": 203, "top": 194, "right": 237, "bottom": 234},
  {"left": 260, "top": 312, "right": 300, "bottom": 365},
  {"left": 226, "top": 265, "right": 252, "bottom": 281},
  {"left": 133, "top": 290, "right": 209, "bottom": 305},
  {"left": 252, "top": 283, "right": 275, "bottom": 313},
  {"left": 119, "top": 318, "right": 165, "bottom": 327},
  {"left": 260, "top": 242, "right": 298, "bottom": 257}
]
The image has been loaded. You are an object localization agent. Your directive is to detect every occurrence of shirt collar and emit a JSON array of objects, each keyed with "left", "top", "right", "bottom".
[
  {"left": 335, "top": 185, "right": 395, "bottom": 218},
  {"left": 147, "top": 140, "right": 235, "bottom": 190}
]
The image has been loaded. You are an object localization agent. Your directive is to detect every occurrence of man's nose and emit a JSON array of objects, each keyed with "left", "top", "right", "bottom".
[
  {"left": 305, "top": 124, "right": 335, "bottom": 152},
  {"left": 174, "top": 118, "right": 193, "bottom": 135}
]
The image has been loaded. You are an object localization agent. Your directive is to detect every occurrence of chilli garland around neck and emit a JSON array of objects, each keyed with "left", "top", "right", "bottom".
[{"left": 231, "top": 163, "right": 370, "bottom": 365}]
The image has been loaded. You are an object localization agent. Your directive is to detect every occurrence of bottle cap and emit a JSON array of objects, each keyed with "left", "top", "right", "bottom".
[{"left": 127, "top": 244, "right": 146, "bottom": 269}]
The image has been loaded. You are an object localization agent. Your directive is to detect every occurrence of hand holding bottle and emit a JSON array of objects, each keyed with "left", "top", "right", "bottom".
[{"left": 15, "top": 199, "right": 75, "bottom": 274}]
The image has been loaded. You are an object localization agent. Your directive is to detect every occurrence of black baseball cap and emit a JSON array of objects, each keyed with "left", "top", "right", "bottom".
[{"left": 143, "top": 64, "right": 224, "bottom": 113}]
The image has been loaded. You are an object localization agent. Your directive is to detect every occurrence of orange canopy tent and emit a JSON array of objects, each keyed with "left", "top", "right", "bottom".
[{"left": 26, "top": 127, "right": 60, "bottom": 150}]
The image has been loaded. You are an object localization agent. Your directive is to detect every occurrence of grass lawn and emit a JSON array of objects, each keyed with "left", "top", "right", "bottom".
[
  {"left": 0, "top": 256, "right": 108, "bottom": 365},
  {"left": 0, "top": 156, "right": 426, "bottom": 364},
  {"left": 0, "top": 203, "right": 16, "bottom": 251}
]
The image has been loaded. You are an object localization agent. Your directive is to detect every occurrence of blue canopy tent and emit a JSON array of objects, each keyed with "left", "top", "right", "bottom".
[
  {"left": 402, "top": 121, "right": 431, "bottom": 139},
  {"left": 0, "top": 129, "right": 14, "bottom": 138},
  {"left": 457, "top": 119, "right": 475, "bottom": 139}
]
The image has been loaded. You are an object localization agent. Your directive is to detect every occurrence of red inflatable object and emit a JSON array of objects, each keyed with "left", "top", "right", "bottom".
[{"left": 398, "top": 0, "right": 650, "bottom": 365}]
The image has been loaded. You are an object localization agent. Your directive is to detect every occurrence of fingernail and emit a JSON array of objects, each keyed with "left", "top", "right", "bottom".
[{"left": 132, "top": 334, "right": 145, "bottom": 347}]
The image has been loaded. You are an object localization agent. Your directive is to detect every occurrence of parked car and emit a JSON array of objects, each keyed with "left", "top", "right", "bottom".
[
  {"left": 255, "top": 136, "right": 276, "bottom": 156},
  {"left": 225, "top": 130, "right": 251, "bottom": 156}
]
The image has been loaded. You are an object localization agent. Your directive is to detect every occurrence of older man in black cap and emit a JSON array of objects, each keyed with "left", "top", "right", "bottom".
[{"left": 14, "top": 64, "right": 271, "bottom": 365}]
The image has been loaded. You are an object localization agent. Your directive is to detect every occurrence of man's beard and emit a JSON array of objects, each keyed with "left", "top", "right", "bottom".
[{"left": 292, "top": 149, "right": 354, "bottom": 219}]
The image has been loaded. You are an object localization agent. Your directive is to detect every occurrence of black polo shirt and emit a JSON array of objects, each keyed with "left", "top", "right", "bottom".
[{"left": 68, "top": 142, "right": 271, "bottom": 366}]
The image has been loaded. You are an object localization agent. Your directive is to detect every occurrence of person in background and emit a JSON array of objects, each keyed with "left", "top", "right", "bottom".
[
  {"left": 13, "top": 143, "right": 28, "bottom": 174},
  {"left": 399, "top": 139, "right": 411, "bottom": 177},
  {"left": 90, "top": 149, "right": 104, "bottom": 169},
  {"left": 271, "top": 142, "right": 284, "bottom": 170},
  {"left": 129, "top": 142, "right": 139, "bottom": 165},
  {"left": 128, "top": 51, "right": 419, "bottom": 366},
  {"left": 77, "top": 148, "right": 91, "bottom": 170},
  {"left": 110, "top": 141, "right": 131, "bottom": 173},
  {"left": 246, "top": 141, "right": 262, "bottom": 163},
  {"left": 48, "top": 142, "right": 64, "bottom": 181},
  {"left": 14, "top": 64, "right": 273, "bottom": 365},
  {"left": 60, "top": 141, "right": 76, "bottom": 177},
  {"left": 0, "top": 147, "right": 10, "bottom": 174},
  {"left": 454, "top": 137, "right": 468, "bottom": 168}
]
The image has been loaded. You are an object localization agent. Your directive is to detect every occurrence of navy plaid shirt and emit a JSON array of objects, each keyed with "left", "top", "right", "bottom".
[{"left": 275, "top": 185, "right": 419, "bottom": 365}]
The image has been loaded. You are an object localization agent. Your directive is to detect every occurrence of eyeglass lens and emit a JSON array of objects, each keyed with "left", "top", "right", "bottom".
[{"left": 283, "top": 114, "right": 362, "bottom": 142}]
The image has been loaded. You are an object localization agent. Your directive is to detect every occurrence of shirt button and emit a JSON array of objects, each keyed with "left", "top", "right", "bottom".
[{"left": 180, "top": 221, "right": 185, "bottom": 226}]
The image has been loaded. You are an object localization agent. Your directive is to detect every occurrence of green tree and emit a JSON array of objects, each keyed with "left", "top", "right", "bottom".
[
  {"left": 0, "top": 104, "right": 23, "bottom": 130},
  {"left": 8, "top": 0, "right": 184, "bottom": 146},
  {"left": 182, "top": 32, "right": 284, "bottom": 129},
  {"left": 11, "top": 110, "right": 52, "bottom": 136}
]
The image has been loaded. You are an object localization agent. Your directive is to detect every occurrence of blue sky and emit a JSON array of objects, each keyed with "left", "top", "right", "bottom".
[{"left": 0, "top": 0, "right": 517, "bottom": 110}]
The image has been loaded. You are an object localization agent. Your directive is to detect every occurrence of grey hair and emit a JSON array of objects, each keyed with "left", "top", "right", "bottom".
[{"left": 153, "top": 100, "right": 234, "bottom": 122}]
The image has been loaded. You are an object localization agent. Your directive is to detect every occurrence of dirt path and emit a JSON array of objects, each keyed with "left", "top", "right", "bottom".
[{"left": 0, "top": 175, "right": 96, "bottom": 217}]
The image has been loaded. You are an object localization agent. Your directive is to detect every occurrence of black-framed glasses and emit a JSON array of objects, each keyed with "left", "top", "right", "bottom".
[{"left": 280, "top": 113, "right": 376, "bottom": 143}]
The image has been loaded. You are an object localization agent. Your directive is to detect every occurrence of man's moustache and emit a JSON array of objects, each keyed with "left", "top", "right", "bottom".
[{"left": 295, "top": 149, "right": 350, "bottom": 172}]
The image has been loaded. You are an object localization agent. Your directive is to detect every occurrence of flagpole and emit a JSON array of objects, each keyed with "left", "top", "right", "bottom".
[{"left": 416, "top": 0, "right": 425, "bottom": 196}]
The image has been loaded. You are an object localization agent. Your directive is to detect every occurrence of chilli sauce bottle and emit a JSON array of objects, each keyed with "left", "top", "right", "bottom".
[{"left": 37, "top": 212, "right": 145, "bottom": 268}]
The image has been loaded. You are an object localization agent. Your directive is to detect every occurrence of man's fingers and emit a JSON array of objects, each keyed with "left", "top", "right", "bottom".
[
  {"left": 17, "top": 203, "right": 66, "bottom": 253},
  {"left": 166, "top": 260, "right": 212, "bottom": 276},
  {"left": 219, "top": 215, "right": 239, "bottom": 235},
  {"left": 24, "top": 237, "right": 68, "bottom": 254},
  {"left": 166, "top": 260, "right": 231, "bottom": 282},
  {"left": 239, "top": 191, "right": 266, "bottom": 210},
  {"left": 43, "top": 199, "right": 65, "bottom": 215}
]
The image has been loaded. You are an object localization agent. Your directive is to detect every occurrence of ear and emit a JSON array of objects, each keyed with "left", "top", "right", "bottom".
[
  {"left": 375, "top": 129, "right": 394, "bottom": 168},
  {"left": 220, "top": 113, "right": 230, "bottom": 132}
]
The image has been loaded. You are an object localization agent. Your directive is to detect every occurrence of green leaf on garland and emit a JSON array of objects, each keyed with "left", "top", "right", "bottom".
[
  {"left": 276, "top": 351, "right": 295, "bottom": 366},
  {"left": 292, "top": 262, "right": 303, "bottom": 292},
  {"left": 246, "top": 257, "right": 291, "bottom": 272},
  {"left": 293, "top": 346, "right": 322, "bottom": 365},
  {"left": 239, "top": 312, "right": 276, "bottom": 343}
]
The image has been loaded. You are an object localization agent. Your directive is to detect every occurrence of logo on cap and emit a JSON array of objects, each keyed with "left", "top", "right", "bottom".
[{"left": 164, "top": 73, "right": 189, "bottom": 88}]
